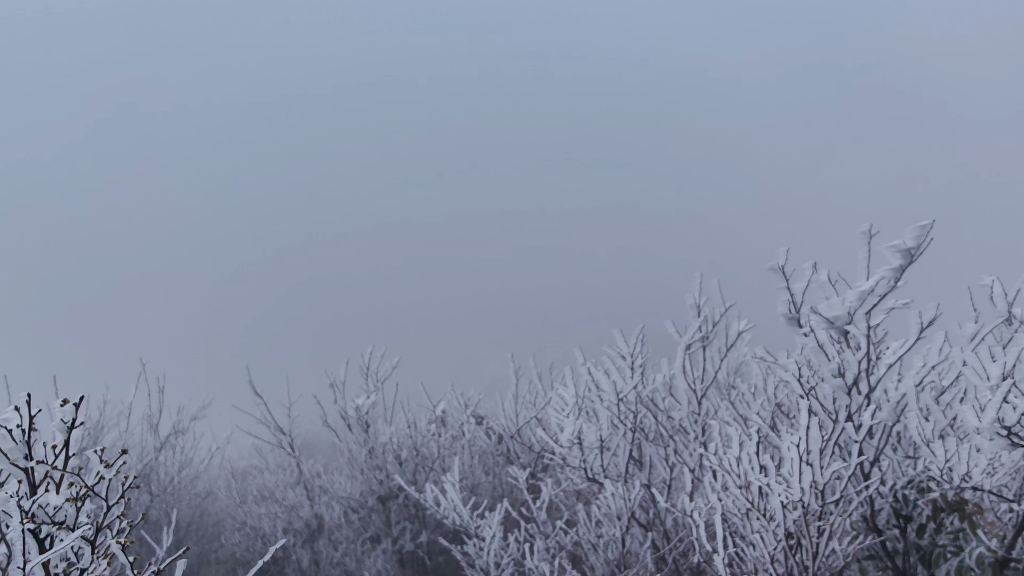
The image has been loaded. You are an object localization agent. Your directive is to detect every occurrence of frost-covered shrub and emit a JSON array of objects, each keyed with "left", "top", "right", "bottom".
[
  {"left": 0, "top": 392, "right": 179, "bottom": 576},
  {"left": 81, "top": 363, "right": 226, "bottom": 576},
  {"left": 227, "top": 352, "right": 506, "bottom": 576},
  {"left": 404, "top": 222, "right": 1024, "bottom": 576},
  {"left": 405, "top": 277, "right": 754, "bottom": 576},
  {"left": 25, "top": 219, "right": 1019, "bottom": 576},
  {"left": 0, "top": 391, "right": 172, "bottom": 575},
  {"left": 0, "top": 390, "right": 283, "bottom": 576}
]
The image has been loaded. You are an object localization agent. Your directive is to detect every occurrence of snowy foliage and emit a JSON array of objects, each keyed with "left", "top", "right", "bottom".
[
  {"left": 0, "top": 391, "right": 282, "bottom": 576},
  {"left": 81, "top": 362, "right": 224, "bottom": 575},
  {"left": 9, "top": 221, "right": 1024, "bottom": 576},
  {"left": 401, "top": 221, "right": 1024, "bottom": 576}
]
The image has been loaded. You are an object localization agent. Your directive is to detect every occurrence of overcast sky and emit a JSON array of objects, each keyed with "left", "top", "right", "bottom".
[{"left": 1, "top": 1, "right": 1023, "bottom": 418}]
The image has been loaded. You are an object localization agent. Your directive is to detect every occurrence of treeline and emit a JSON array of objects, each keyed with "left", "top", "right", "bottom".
[{"left": 4, "top": 221, "right": 1024, "bottom": 576}]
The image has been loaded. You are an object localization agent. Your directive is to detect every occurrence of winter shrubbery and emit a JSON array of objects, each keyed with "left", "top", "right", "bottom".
[
  {"left": 5, "top": 221, "right": 1024, "bottom": 576},
  {"left": 401, "top": 221, "right": 1024, "bottom": 576},
  {"left": 0, "top": 390, "right": 283, "bottom": 576}
]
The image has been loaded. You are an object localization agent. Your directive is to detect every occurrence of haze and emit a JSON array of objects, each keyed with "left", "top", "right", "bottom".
[{"left": 1, "top": 1, "right": 1022, "bottom": 417}]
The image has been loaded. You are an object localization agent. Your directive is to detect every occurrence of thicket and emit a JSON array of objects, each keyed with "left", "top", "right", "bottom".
[{"left": 5, "top": 221, "right": 1024, "bottom": 576}]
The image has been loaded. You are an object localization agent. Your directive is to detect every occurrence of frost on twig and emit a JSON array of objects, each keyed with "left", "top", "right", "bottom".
[{"left": 402, "top": 221, "right": 1024, "bottom": 576}]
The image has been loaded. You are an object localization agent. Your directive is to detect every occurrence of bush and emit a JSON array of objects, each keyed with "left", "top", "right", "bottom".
[{"left": 11, "top": 220, "right": 1024, "bottom": 576}]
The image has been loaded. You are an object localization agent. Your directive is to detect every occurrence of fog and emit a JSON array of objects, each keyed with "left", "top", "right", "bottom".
[{"left": 2, "top": 0, "right": 1022, "bottom": 424}]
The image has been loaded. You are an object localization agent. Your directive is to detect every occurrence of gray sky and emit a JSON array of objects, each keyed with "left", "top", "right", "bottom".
[{"left": 1, "top": 0, "right": 1023, "bottom": 418}]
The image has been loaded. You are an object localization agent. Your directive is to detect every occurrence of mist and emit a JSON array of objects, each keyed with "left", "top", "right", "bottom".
[
  {"left": 1, "top": 1, "right": 1021, "bottom": 419},
  {"left": 3, "top": 1, "right": 1024, "bottom": 575}
]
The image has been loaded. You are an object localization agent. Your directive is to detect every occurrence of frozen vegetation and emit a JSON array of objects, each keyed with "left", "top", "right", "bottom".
[{"left": 3, "top": 221, "right": 1024, "bottom": 576}]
